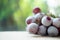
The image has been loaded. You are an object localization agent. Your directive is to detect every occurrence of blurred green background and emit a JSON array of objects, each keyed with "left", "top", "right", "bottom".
[{"left": 0, "top": 0, "right": 53, "bottom": 31}]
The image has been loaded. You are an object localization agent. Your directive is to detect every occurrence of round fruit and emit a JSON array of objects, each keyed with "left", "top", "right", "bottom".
[
  {"left": 47, "top": 26, "right": 59, "bottom": 37},
  {"left": 26, "top": 16, "right": 35, "bottom": 25},
  {"left": 41, "top": 16, "right": 52, "bottom": 26},
  {"left": 33, "top": 7, "right": 41, "bottom": 14},
  {"left": 38, "top": 25, "right": 47, "bottom": 35},
  {"left": 53, "top": 18, "right": 60, "bottom": 28},
  {"left": 26, "top": 23, "right": 38, "bottom": 34},
  {"left": 34, "top": 13, "right": 44, "bottom": 25}
]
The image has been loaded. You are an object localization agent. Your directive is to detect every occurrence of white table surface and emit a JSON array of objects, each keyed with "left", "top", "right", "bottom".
[{"left": 0, "top": 31, "right": 60, "bottom": 40}]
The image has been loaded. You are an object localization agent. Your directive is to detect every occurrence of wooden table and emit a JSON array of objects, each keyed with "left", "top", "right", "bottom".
[{"left": 0, "top": 31, "right": 60, "bottom": 40}]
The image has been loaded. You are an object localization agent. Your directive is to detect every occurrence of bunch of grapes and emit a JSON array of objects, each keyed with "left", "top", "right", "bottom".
[{"left": 25, "top": 7, "right": 60, "bottom": 37}]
